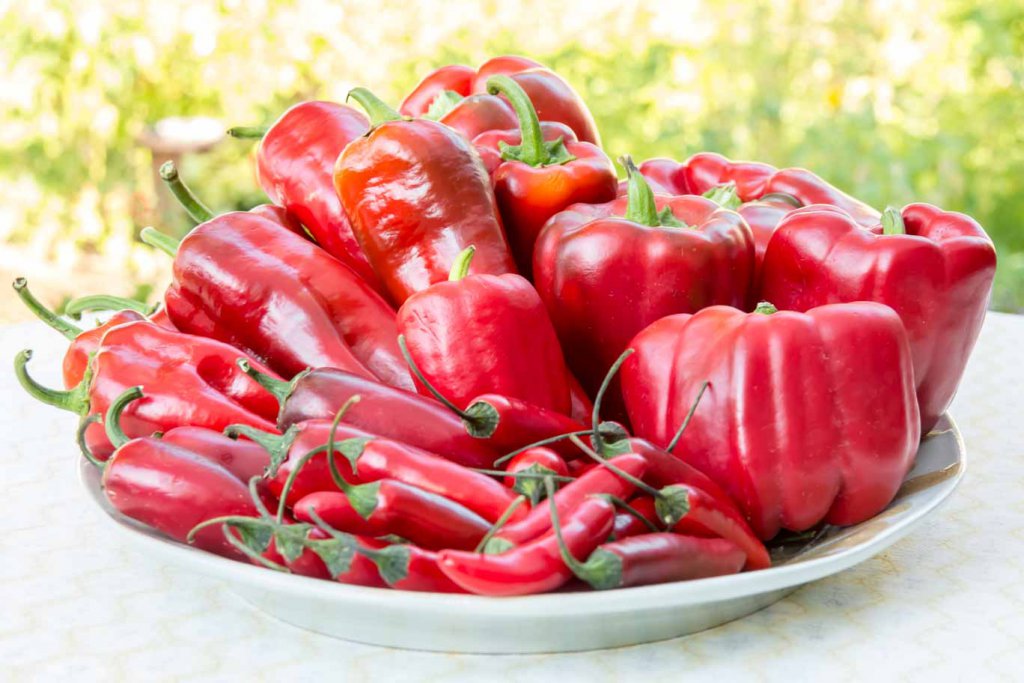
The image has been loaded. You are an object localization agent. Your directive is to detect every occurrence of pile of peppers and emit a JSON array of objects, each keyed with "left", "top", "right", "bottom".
[{"left": 14, "top": 55, "right": 995, "bottom": 597}]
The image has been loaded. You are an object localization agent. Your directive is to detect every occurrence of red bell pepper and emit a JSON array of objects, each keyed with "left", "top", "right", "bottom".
[
  {"left": 16, "top": 320, "right": 279, "bottom": 460},
  {"left": 157, "top": 212, "right": 413, "bottom": 391},
  {"left": 248, "top": 101, "right": 384, "bottom": 291},
  {"left": 95, "top": 388, "right": 260, "bottom": 560},
  {"left": 402, "top": 56, "right": 600, "bottom": 145},
  {"left": 621, "top": 302, "right": 921, "bottom": 540},
  {"left": 760, "top": 204, "right": 997, "bottom": 431},
  {"left": 761, "top": 168, "right": 880, "bottom": 228},
  {"left": 335, "top": 88, "right": 516, "bottom": 305},
  {"left": 436, "top": 94, "right": 517, "bottom": 141},
  {"left": 475, "top": 76, "right": 617, "bottom": 277},
  {"left": 396, "top": 246, "right": 574, "bottom": 415},
  {"left": 437, "top": 496, "right": 615, "bottom": 596},
  {"left": 533, "top": 158, "right": 754, "bottom": 420}
]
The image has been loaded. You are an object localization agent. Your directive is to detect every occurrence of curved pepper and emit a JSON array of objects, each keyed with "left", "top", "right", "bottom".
[
  {"left": 397, "top": 247, "right": 573, "bottom": 415},
  {"left": 760, "top": 203, "right": 997, "bottom": 431},
  {"left": 161, "top": 212, "right": 413, "bottom": 391},
  {"left": 621, "top": 302, "right": 921, "bottom": 540},
  {"left": 159, "top": 426, "right": 270, "bottom": 483},
  {"left": 534, "top": 159, "right": 755, "bottom": 421},
  {"left": 15, "top": 320, "right": 280, "bottom": 460},
  {"left": 253, "top": 101, "right": 384, "bottom": 292},
  {"left": 476, "top": 76, "right": 617, "bottom": 278},
  {"left": 336, "top": 88, "right": 516, "bottom": 306}
]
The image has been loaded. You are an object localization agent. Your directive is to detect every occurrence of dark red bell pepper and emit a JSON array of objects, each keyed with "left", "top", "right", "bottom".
[
  {"left": 533, "top": 158, "right": 754, "bottom": 420},
  {"left": 475, "top": 76, "right": 616, "bottom": 277},
  {"left": 760, "top": 204, "right": 997, "bottom": 431},
  {"left": 250, "top": 101, "right": 384, "bottom": 291},
  {"left": 335, "top": 88, "right": 516, "bottom": 305},
  {"left": 15, "top": 319, "right": 279, "bottom": 460},
  {"left": 437, "top": 495, "right": 614, "bottom": 596},
  {"left": 396, "top": 246, "right": 574, "bottom": 415},
  {"left": 157, "top": 212, "right": 413, "bottom": 390},
  {"left": 621, "top": 302, "right": 921, "bottom": 540}
]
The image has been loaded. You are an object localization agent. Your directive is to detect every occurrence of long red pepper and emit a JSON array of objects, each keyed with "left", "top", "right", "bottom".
[
  {"left": 336, "top": 88, "right": 516, "bottom": 305},
  {"left": 437, "top": 496, "right": 614, "bottom": 596},
  {"left": 15, "top": 319, "right": 279, "bottom": 460},
  {"left": 503, "top": 447, "right": 569, "bottom": 506},
  {"left": 158, "top": 426, "right": 270, "bottom": 483},
  {"left": 610, "top": 495, "right": 660, "bottom": 540}
]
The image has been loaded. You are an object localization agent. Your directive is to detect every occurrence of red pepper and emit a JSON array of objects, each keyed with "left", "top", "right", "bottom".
[
  {"left": 292, "top": 485, "right": 489, "bottom": 552},
  {"left": 397, "top": 246, "right": 573, "bottom": 415},
  {"left": 402, "top": 56, "right": 600, "bottom": 145},
  {"left": 250, "top": 365, "right": 500, "bottom": 469},
  {"left": 472, "top": 76, "right": 617, "bottom": 277},
  {"left": 454, "top": 393, "right": 589, "bottom": 458},
  {"left": 561, "top": 533, "right": 745, "bottom": 590},
  {"left": 503, "top": 446, "right": 569, "bottom": 506},
  {"left": 492, "top": 453, "right": 646, "bottom": 547},
  {"left": 761, "top": 168, "right": 880, "bottom": 228},
  {"left": 262, "top": 527, "right": 387, "bottom": 587},
  {"left": 437, "top": 94, "right": 517, "bottom": 141},
  {"left": 472, "top": 121, "right": 576, "bottom": 177},
  {"left": 158, "top": 212, "right": 413, "bottom": 391},
  {"left": 675, "top": 152, "right": 777, "bottom": 201},
  {"left": 335, "top": 88, "right": 516, "bottom": 306},
  {"left": 249, "top": 101, "right": 385, "bottom": 291},
  {"left": 760, "top": 204, "right": 997, "bottom": 432},
  {"left": 610, "top": 495, "right": 659, "bottom": 540},
  {"left": 622, "top": 302, "right": 921, "bottom": 540},
  {"left": 15, "top": 320, "right": 279, "bottom": 460},
  {"left": 533, "top": 158, "right": 754, "bottom": 420},
  {"left": 159, "top": 426, "right": 270, "bottom": 483},
  {"left": 94, "top": 388, "right": 259, "bottom": 560},
  {"left": 232, "top": 419, "right": 523, "bottom": 524},
  {"left": 437, "top": 496, "right": 615, "bottom": 596}
]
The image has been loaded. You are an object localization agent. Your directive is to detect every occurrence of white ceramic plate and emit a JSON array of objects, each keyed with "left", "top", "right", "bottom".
[{"left": 80, "top": 416, "right": 965, "bottom": 654}]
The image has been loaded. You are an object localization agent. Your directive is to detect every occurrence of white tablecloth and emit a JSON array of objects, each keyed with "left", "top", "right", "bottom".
[{"left": 2, "top": 313, "right": 1022, "bottom": 682}]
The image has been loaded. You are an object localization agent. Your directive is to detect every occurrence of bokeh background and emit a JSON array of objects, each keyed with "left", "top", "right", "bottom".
[{"left": 2, "top": 0, "right": 1022, "bottom": 321}]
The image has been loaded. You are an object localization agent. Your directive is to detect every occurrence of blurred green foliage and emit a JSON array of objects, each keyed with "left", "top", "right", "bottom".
[{"left": 1, "top": 0, "right": 1022, "bottom": 310}]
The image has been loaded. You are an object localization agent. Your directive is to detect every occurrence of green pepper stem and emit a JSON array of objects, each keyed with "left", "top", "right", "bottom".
[
  {"left": 604, "top": 494, "right": 660, "bottom": 534},
  {"left": 702, "top": 183, "right": 742, "bottom": 211},
  {"left": 754, "top": 301, "right": 778, "bottom": 315},
  {"left": 139, "top": 227, "right": 181, "bottom": 257},
  {"left": 13, "top": 278, "right": 82, "bottom": 340},
  {"left": 397, "top": 335, "right": 475, "bottom": 422},
  {"left": 235, "top": 359, "right": 303, "bottom": 412},
  {"left": 473, "top": 495, "right": 527, "bottom": 553},
  {"left": 14, "top": 349, "right": 91, "bottom": 414},
  {"left": 159, "top": 161, "right": 214, "bottom": 224},
  {"left": 227, "top": 126, "right": 268, "bottom": 140},
  {"left": 224, "top": 422, "right": 300, "bottom": 477},
  {"left": 569, "top": 434, "right": 664, "bottom": 499},
  {"left": 63, "top": 294, "right": 156, "bottom": 320},
  {"left": 105, "top": 386, "right": 143, "bottom": 449},
  {"left": 76, "top": 413, "right": 104, "bottom": 469},
  {"left": 882, "top": 206, "right": 906, "bottom": 235},
  {"left": 448, "top": 246, "right": 476, "bottom": 281},
  {"left": 346, "top": 88, "right": 403, "bottom": 127},
  {"left": 486, "top": 75, "right": 546, "bottom": 166},
  {"left": 492, "top": 429, "right": 597, "bottom": 467},
  {"left": 591, "top": 348, "right": 635, "bottom": 451},
  {"left": 620, "top": 156, "right": 660, "bottom": 227},
  {"left": 545, "top": 477, "right": 595, "bottom": 578},
  {"left": 665, "top": 380, "right": 710, "bottom": 453},
  {"left": 326, "top": 396, "right": 362, "bottom": 491},
  {"left": 468, "top": 467, "right": 574, "bottom": 481}
]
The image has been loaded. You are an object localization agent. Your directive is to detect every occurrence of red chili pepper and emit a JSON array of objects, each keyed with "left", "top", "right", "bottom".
[
  {"left": 15, "top": 320, "right": 279, "bottom": 460},
  {"left": 336, "top": 88, "right": 516, "bottom": 306},
  {"left": 249, "top": 365, "right": 501, "bottom": 469},
  {"left": 457, "top": 393, "right": 589, "bottom": 458},
  {"left": 94, "top": 388, "right": 259, "bottom": 560},
  {"left": 232, "top": 418, "right": 523, "bottom": 524},
  {"left": 622, "top": 302, "right": 921, "bottom": 540},
  {"left": 437, "top": 496, "right": 614, "bottom": 596},
  {"left": 262, "top": 527, "right": 387, "bottom": 587},
  {"left": 397, "top": 246, "right": 573, "bottom": 415},
  {"left": 491, "top": 453, "right": 646, "bottom": 548},
  {"left": 503, "top": 446, "right": 569, "bottom": 506},
  {"left": 292, "top": 485, "right": 489, "bottom": 552},
  {"left": 561, "top": 532, "right": 746, "bottom": 590},
  {"left": 610, "top": 495, "right": 659, "bottom": 540},
  {"left": 247, "top": 101, "right": 385, "bottom": 290},
  {"left": 534, "top": 158, "right": 754, "bottom": 420},
  {"left": 157, "top": 211, "right": 413, "bottom": 391},
  {"left": 473, "top": 76, "right": 617, "bottom": 277},
  {"left": 159, "top": 426, "right": 270, "bottom": 483},
  {"left": 760, "top": 204, "right": 997, "bottom": 432}
]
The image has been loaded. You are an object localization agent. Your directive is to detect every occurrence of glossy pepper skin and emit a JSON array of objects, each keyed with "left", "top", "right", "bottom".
[
  {"left": 164, "top": 212, "right": 413, "bottom": 391},
  {"left": 335, "top": 89, "right": 516, "bottom": 306},
  {"left": 159, "top": 426, "right": 270, "bottom": 483},
  {"left": 438, "top": 496, "right": 615, "bottom": 596},
  {"left": 760, "top": 204, "right": 997, "bottom": 431},
  {"left": 622, "top": 302, "right": 921, "bottom": 540},
  {"left": 437, "top": 94, "right": 517, "bottom": 140},
  {"left": 397, "top": 247, "right": 573, "bottom": 415},
  {"left": 401, "top": 56, "right": 601, "bottom": 145},
  {"left": 254, "top": 101, "right": 384, "bottom": 291},
  {"left": 15, "top": 320, "right": 279, "bottom": 460},
  {"left": 534, "top": 160, "right": 754, "bottom": 420},
  {"left": 479, "top": 76, "right": 617, "bottom": 278}
]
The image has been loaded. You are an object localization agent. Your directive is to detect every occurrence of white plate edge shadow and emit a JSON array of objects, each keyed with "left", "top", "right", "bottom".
[{"left": 77, "top": 415, "right": 966, "bottom": 651}]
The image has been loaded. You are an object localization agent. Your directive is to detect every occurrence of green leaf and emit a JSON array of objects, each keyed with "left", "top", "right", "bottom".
[{"left": 424, "top": 90, "right": 464, "bottom": 120}]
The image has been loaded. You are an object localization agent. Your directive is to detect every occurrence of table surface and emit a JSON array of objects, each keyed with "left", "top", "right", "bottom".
[{"left": 2, "top": 313, "right": 1022, "bottom": 682}]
